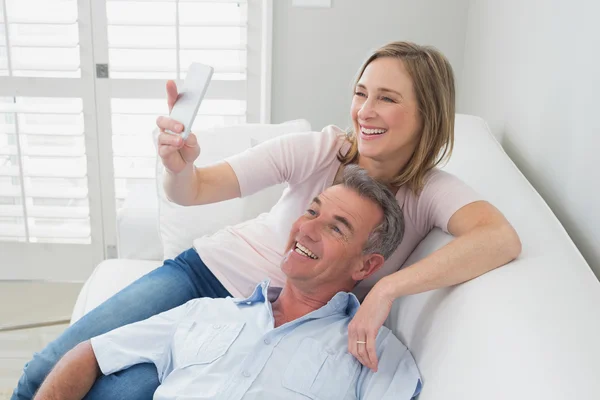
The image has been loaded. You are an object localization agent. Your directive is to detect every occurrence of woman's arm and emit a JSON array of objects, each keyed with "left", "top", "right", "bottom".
[
  {"left": 163, "top": 160, "right": 242, "bottom": 206},
  {"left": 349, "top": 201, "right": 521, "bottom": 371},
  {"left": 159, "top": 78, "right": 341, "bottom": 207},
  {"left": 34, "top": 341, "right": 101, "bottom": 400},
  {"left": 381, "top": 200, "right": 521, "bottom": 298}
]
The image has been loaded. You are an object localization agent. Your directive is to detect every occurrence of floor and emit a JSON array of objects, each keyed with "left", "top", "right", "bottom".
[{"left": 0, "top": 282, "right": 83, "bottom": 398}]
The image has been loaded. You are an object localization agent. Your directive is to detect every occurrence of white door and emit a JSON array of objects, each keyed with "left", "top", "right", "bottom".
[{"left": 0, "top": 0, "right": 272, "bottom": 281}]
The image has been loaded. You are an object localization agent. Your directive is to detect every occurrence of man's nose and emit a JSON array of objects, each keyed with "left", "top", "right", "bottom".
[{"left": 299, "top": 219, "right": 321, "bottom": 242}]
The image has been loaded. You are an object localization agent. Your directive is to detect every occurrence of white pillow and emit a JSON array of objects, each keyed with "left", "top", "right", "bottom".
[
  {"left": 157, "top": 119, "right": 311, "bottom": 260},
  {"left": 116, "top": 181, "right": 163, "bottom": 261}
]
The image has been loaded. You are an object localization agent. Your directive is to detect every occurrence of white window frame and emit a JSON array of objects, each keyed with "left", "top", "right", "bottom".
[
  {"left": 0, "top": 0, "right": 273, "bottom": 282},
  {"left": 0, "top": 0, "right": 105, "bottom": 281}
]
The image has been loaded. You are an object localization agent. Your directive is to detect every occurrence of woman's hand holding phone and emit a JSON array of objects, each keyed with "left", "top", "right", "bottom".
[{"left": 156, "top": 80, "right": 200, "bottom": 175}]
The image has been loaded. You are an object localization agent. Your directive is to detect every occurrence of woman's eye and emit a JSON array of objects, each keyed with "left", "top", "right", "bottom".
[
  {"left": 354, "top": 92, "right": 366, "bottom": 97},
  {"left": 306, "top": 209, "right": 316, "bottom": 216},
  {"left": 381, "top": 96, "right": 395, "bottom": 103}
]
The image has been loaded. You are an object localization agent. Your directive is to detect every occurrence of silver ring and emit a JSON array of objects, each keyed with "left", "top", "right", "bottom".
[{"left": 356, "top": 340, "right": 367, "bottom": 344}]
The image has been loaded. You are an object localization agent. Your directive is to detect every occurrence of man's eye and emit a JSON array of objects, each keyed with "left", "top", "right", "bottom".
[{"left": 331, "top": 225, "right": 342, "bottom": 234}]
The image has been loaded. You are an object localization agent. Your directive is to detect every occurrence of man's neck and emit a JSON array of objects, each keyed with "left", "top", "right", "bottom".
[{"left": 270, "top": 283, "right": 349, "bottom": 328}]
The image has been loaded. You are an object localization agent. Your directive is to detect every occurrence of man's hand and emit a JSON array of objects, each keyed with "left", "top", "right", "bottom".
[{"left": 35, "top": 341, "right": 101, "bottom": 400}]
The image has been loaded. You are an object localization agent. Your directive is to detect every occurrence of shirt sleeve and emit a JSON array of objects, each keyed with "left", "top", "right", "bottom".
[
  {"left": 414, "top": 170, "right": 485, "bottom": 234},
  {"left": 224, "top": 126, "right": 346, "bottom": 198},
  {"left": 90, "top": 300, "right": 197, "bottom": 381},
  {"left": 357, "top": 329, "right": 422, "bottom": 400}
]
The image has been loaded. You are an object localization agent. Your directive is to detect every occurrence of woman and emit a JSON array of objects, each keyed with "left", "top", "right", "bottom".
[{"left": 13, "top": 41, "right": 521, "bottom": 399}]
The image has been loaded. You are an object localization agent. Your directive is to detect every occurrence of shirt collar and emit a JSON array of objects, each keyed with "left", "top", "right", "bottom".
[
  {"left": 233, "top": 279, "right": 274, "bottom": 305},
  {"left": 234, "top": 279, "right": 361, "bottom": 318}
]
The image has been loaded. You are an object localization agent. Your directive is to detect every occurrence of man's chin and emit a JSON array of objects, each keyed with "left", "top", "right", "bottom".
[{"left": 280, "top": 261, "right": 308, "bottom": 281}]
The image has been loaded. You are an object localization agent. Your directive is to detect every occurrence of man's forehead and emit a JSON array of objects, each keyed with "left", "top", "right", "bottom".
[{"left": 315, "top": 187, "right": 365, "bottom": 225}]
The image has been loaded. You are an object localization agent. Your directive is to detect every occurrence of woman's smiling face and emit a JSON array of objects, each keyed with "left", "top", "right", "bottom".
[{"left": 351, "top": 57, "right": 422, "bottom": 164}]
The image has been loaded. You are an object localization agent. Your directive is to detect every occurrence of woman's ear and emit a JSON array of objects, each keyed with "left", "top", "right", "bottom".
[{"left": 353, "top": 253, "right": 385, "bottom": 281}]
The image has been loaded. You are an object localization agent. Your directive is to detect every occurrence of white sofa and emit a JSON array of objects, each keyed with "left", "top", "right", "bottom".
[{"left": 71, "top": 115, "right": 600, "bottom": 399}]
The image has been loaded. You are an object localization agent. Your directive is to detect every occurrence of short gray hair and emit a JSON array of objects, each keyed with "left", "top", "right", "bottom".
[{"left": 340, "top": 165, "right": 404, "bottom": 260}]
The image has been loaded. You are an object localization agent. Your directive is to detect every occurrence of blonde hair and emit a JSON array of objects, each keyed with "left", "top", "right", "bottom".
[{"left": 338, "top": 41, "right": 456, "bottom": 194}]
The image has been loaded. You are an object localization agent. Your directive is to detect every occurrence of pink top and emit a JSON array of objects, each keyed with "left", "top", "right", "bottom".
[{"left": 193, "top": 126, "right": 483, "bottom": 299}]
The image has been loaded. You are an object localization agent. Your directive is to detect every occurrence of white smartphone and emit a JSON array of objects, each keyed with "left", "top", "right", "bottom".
[{"left": 166, "top": 62, "right": 214, "bottom": 140}]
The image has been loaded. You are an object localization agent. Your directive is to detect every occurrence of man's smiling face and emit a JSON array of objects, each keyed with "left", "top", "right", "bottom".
[{"left": 281, "top": 184, "right": 384, "bottom": 293}]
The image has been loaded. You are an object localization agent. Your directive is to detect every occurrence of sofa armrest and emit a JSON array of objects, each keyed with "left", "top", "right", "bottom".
[{"left": 116, "top": 182, "right": 163, "bottom": 260}]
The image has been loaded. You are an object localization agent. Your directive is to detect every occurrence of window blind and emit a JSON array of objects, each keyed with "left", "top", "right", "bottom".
[
  {"left": 106, "top": 0, "right": 247, "bottom": 80},
  {"left": 0, "top": 0, "right": 80, "bottom": 78},
  {"left": 0, "top": 96, "right": 91, "bottom": 244},
  {"left": 105, "top": 0, "right": 249, "bottom": 208}
]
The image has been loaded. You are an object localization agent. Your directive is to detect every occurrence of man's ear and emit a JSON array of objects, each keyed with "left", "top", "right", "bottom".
[{"left": 352, "top": 253, "right": 385, "bottom": 281}]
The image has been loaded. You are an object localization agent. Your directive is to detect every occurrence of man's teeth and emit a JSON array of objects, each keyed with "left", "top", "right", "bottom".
[
  {"left": 361, "top": 128, "right": 387, "bottom": 135},
  {"left": 294, "top": 242, "right": 318, "bottom": 259}
]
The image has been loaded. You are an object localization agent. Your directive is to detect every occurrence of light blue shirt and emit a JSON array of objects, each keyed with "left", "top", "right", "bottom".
[{"left": 91, "top": 280, "right": 422, "bottom": 399}]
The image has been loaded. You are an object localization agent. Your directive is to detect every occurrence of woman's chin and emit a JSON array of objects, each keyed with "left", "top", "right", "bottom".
[{"left": 357, "top": 142, "right": 382, "bottom": 158}]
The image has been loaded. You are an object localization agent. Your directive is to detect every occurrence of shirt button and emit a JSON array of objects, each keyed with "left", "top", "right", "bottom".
[
  {"left": 264, "top": 338, "right": 271, "bottom": 345},
  {"left": 242, "top": 371, "right": 251, "bottom": 378},
  {"left": 327, "top": 348, "right": 335, "bottom": 355},
  {"left": 212, "top": 324, "right": 221, "bottom": 329}
]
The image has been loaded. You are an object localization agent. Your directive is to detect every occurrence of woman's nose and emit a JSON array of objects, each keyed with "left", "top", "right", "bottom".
[{"left": 358, "top": 98, "right": 377, "bottom": 120}]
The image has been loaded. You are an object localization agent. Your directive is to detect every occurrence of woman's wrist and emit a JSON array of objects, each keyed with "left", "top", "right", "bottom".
[{"left": 372, "top": 276, "right": 398, "bottom": 304}]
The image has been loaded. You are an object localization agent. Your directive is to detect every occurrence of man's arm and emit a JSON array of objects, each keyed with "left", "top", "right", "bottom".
[{"left": 34, "top": 341, "right": 101, "bottom": 400}]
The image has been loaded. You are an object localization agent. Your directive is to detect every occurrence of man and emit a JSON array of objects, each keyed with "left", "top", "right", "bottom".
[{"left": 35, "top": 166, "right": 421, "bottom": 400}]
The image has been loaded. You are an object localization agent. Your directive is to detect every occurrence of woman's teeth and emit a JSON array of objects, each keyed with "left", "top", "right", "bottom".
[
  {"left": 361, "top": 128, "right": 387, "bottom": 135},
  {"left": 294, "top": 242, "right": 318, "bottom": 259}
]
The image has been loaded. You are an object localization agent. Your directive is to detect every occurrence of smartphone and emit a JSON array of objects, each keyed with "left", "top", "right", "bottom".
[{"left": 166, "top": 62, "right": 214, "bottom": 140}]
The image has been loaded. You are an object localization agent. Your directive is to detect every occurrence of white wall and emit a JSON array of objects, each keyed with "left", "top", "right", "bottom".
[
  {"left": 460, "top": 0, "right": 600, "bottom": 276},
  {"left": 270, "top": 0, "right": 470, "bottom": 131}
]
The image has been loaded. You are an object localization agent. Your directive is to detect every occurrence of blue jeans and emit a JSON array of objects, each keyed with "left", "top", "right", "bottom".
[{"left": 12, "top": 248, "right": 231, "bottom": 400}]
